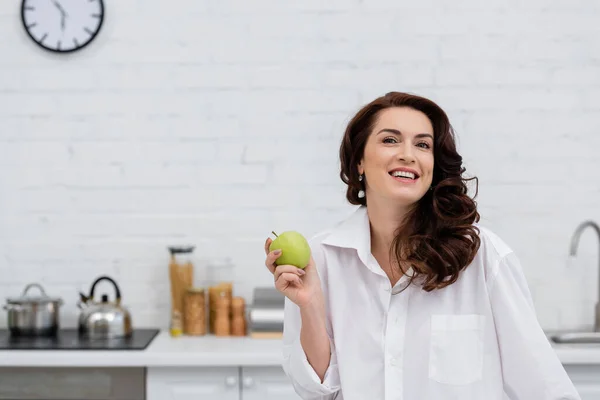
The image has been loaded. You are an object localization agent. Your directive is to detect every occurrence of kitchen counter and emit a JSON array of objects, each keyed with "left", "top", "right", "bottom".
[
  {"left": 0, "top": 330, "right": 599, "bottom": 367},
  {"left": 0, "top": 331, "right": 284, "bottom": 367},
  {"left": 552, "top": 342, "right": 600, "bottom": 365}
]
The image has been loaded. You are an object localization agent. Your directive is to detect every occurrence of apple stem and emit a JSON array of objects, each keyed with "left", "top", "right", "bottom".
[{"left": 271, "top": 231, "right": 278, "bottom": 238}]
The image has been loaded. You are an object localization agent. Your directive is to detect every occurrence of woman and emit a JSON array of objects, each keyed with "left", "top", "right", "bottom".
[{"left": 263, "top": 92, "right": 580, "bottom": 400}]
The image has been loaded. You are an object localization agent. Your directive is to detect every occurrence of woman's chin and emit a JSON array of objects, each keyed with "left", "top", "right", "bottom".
[{"left": 388, "top": 187, "right": 428, "bottom": 204}]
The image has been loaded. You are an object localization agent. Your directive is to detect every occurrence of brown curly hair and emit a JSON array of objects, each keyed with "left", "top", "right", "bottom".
[{"left": 339, "top": 91, "right": 481, "bottom": 291}]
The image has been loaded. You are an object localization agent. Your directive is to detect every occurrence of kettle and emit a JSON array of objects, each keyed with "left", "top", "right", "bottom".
[{"left": 78, "top": 276, "right": 132, "bottom": 339}]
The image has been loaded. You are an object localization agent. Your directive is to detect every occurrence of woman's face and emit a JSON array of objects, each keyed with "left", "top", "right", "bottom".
[{"left": 358, "top": 106, "right": 435, "bottom": 207}]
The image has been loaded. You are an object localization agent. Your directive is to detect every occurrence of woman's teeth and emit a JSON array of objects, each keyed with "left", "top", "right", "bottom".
[{"left": 390, "top": 171, "right": 416, "bottom": 179}]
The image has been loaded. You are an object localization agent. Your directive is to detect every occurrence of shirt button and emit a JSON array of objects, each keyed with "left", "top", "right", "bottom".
[{"left": 390, "top": 357, "right": 398, "bottom": 366}]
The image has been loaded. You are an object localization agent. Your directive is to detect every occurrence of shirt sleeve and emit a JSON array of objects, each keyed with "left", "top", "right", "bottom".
[
  {"left": 281, "top": 238, "right": 341, "bottom": 400},
  {"left": 282, "top": 297, "right": 341, "bottom": 399},
  {"left": 488, "top": 251, "right": 581, "bottom": 400}
]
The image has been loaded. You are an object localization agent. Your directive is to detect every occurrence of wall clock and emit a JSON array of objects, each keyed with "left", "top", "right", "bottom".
[{"left": 21, "top": 0, "right": 105, "bottom": 53}]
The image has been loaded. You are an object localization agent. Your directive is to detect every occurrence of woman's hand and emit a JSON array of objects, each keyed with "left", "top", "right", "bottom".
[{"left": 264, "top": 237, "right": 323, "bottom": 309}]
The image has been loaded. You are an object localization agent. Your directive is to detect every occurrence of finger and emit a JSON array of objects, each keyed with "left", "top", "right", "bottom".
[
  {"left": 264, "top": 249, "right": 282, "bottom": 274},
  {"left": 264, "top": 238, "right": 272, "bottom": 255},
  {"left": 265, "top": 249, "right": 282, "bottom": 267},
  {"left": 274, "top": 264, "right": 305, "bottom": 281},
  {"left": 295, "top": 254, "right": 314, "bottom": 272},
  {"left": 275, "top": 272, "right": 303, "bottom": 291}
]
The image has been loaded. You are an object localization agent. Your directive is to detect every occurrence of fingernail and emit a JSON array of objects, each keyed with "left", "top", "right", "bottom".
[
  {"left": 273, "top": 250, "right": 281, "bottom": 255},
  {"left": 298, "top": 269, "right": 305, "bottom": 275}
]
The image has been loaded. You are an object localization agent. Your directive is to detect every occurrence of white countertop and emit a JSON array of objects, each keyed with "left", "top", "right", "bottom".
[
  {"left": 0, "top": 330, "right": 599, "bottom": 367},
  {"left": 552, "top": 343, "right": 600, "bottom": 365},
  {"left": 0, "top": 331, "right": 284, "bottom": 367}
]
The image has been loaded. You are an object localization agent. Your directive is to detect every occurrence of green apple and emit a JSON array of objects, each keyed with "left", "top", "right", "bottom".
[{"left": 269, "top": 230, "right": 311, "bottom": 269}]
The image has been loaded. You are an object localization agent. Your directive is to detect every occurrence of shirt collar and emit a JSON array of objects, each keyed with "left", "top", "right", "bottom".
[
  {"left": 322, "top": 205, "right": 371, "bottom": 256},
  {"left": 321, "top": 205, "right": 416, "bottom": 289}
]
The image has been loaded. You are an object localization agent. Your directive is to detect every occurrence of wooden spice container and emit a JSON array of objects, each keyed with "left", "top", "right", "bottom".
[
  {"left": 231, "top": 296, "right": 246, "bottom": 336},
  {"left": 214, "top": 292, "right": 231, "bottom": 336},
  {"left": 209, "top": 282, "right": 232, "bottom": 333}
]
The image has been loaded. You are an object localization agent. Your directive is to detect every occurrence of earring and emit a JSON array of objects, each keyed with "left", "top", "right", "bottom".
[{"left": 358, "top": 174, "right": 365, "bottom": 198}]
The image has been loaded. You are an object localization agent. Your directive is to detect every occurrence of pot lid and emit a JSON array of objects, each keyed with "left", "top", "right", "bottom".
[{"left": 6, "top": 283, "right": 62, "bottom": 304}]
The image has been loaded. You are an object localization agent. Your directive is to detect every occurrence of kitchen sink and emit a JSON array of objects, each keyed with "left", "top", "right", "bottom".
[
  {"left": 549, "top": 332, "right": 600, "bottom": 344},
  {"left": 554, "top": 220, "right": 600, "bottom": 345}
]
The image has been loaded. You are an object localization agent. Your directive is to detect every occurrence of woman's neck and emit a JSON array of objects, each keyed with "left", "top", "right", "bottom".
[
  {"left": 365, "top": 198, "right": 411, "bottom": 257},
  {"left": 365, "top": 199, "right": 413, "bottom": 285}
]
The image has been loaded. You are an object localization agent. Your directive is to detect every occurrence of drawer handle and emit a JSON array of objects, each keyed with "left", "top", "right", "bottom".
[
  {"left": 243, "top": 377, "right": 254, "bottom": 388},
  {"left": 225, "top": 376, "right": 237, "bottom": 387}
]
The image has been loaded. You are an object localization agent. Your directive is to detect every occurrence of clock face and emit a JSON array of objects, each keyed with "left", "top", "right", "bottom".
[{"left": 21, "top": 0, "right": 104, "bottom": 53}]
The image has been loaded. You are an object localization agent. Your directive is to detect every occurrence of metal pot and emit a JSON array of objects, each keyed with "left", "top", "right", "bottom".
[
  {"left": 78, "top": 276, "right": 132, "bottom": 339},
  {"left": 3, "top": 283, "right": 63, "bottom": 337}
]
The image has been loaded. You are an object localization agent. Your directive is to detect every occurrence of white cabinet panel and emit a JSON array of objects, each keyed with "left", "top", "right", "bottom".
[
  {"left": 147, "top": 367, "right": 240, "bottom": 400},
  {"left": 576, "top": 384, "right": 600, "bottom": 400},
  {"left": 565, "top": 365, "right": 600, "bottom": 400},
  {"left": 241, "top": 366, "right": 301, "bottom": 400}
]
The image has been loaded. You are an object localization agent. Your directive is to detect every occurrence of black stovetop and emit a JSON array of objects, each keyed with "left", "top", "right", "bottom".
[{"left": 0, "top": 328, "right": 160, "bottom": 350}]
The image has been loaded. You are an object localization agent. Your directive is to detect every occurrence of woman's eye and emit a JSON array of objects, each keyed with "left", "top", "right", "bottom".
[
  {"left": 417, "top": 142, "right": 431, "bottom": 149},
  {"left": 383, "top": 137, "right": 397, "bottom": 144}
]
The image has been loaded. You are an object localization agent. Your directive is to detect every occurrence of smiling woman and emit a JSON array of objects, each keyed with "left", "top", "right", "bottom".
[
  {"left": 264, "top": 91, "right": 581, "bottom": 400},
  {"left": 340, "top": 92, "right": 480, "bottom": 291}
]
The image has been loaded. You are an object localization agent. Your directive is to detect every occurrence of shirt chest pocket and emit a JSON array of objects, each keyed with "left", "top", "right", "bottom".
[{"left": 428, "top": 314, "right": 486, "bottom": 385}]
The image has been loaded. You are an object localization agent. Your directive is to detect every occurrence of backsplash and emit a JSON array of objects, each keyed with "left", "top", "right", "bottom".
[{"left": 1, "top": 0, "right": 600, "bottom": 332}]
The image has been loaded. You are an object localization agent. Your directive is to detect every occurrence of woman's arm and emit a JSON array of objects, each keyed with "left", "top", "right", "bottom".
[
  {"left": 281, "top": 239, "right": 341, "bottom": 400},
  {"left": 300, "top": 295, "right": 332, "bottom": 382},
  {"left": 489, "top": 251, "right": 581, "bottom": 400}
]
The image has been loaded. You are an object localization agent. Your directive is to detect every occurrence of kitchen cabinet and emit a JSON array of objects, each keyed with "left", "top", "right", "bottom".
[
  {"left": 0, "top": 367, "right": 144, "bottom": 400},
  {"left": 147, "top": 366, "right": 300, "bottom": 400},
  {"left": 147, "top": 367, "right": 240, "bottom": 400},
  {"left": 147, "top": 365, "right": 600, "bottom": 400},
  {"left": 0, "top": 364, "right": 597, "bottom": 400},
  {"left": 240, "top": 366, "right": 301, "bottom": 400},
  {"left": 577, "top": 385, "right": 600, "bottom": 400},
  {"left": 565, "top": 365, "right": 600, "bottom": 400}
]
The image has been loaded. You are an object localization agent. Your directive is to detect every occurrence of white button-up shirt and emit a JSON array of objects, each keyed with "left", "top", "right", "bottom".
[{"left": 282, "top": 205, "right": 580, "bottom": 400}]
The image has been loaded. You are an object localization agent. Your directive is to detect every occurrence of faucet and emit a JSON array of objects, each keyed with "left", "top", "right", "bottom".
[{"left": 569, "top": 220, "right": 600, "bottom": 332}]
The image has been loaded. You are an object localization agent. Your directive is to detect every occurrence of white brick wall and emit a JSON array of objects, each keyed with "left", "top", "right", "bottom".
[{"left": 1, "top": 0, "right": 600, "bottom": 332}]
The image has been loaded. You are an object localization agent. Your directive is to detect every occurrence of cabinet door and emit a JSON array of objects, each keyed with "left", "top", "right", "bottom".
[
  {"left": 565, "top": 365, "right": 600, "bottom": 400},
  {"left": 0, "top": 367, "right": 144, "bottom": 400},
  {"left": 147, "top": 367, "right": 240, "bottom": 400},
  {"left": 241, "top": 366, "right": 301, "bottom": 400},
  {"left": 576, "top": 384, "right": 600, "bottom": 400}
]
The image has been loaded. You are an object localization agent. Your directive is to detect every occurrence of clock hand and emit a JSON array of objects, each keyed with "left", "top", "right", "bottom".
[{"left": 51, "top": 0, "right": 68, "bottom": 17}]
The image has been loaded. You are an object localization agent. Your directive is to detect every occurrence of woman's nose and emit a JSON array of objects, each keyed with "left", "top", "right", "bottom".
[{"left": 397, "top": 143, "right": 415, "bottom": 163}]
